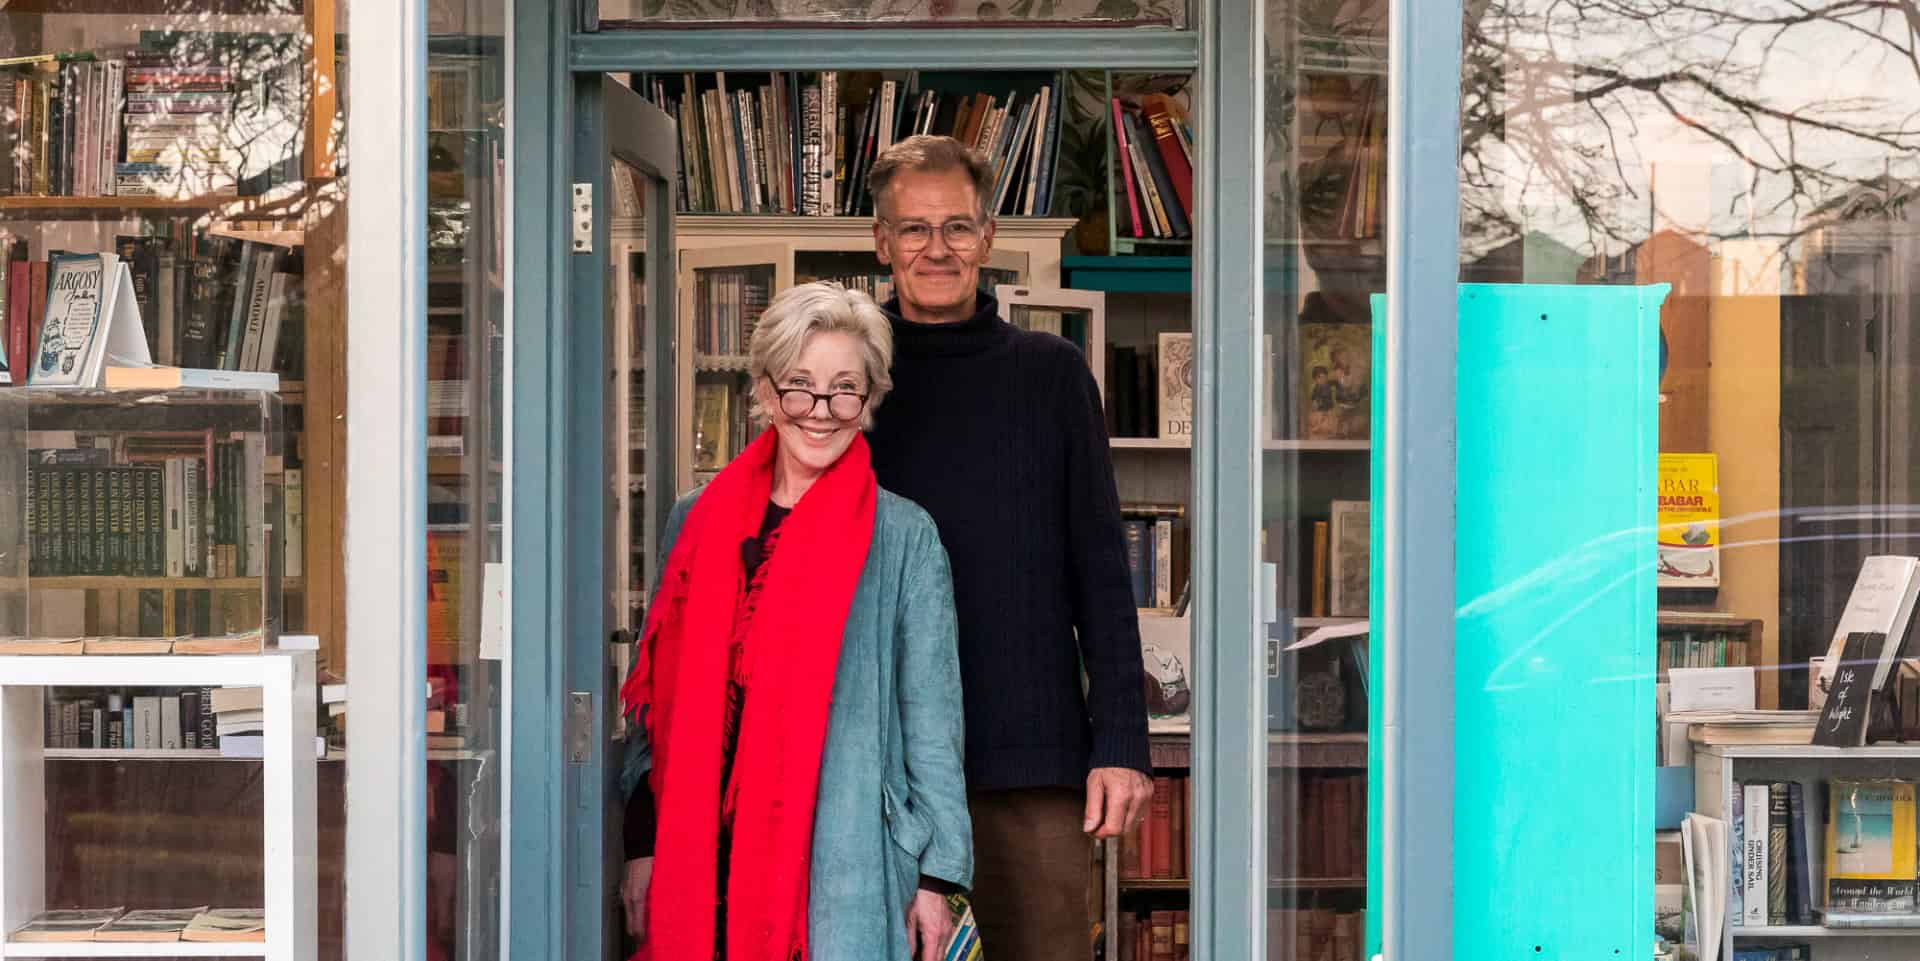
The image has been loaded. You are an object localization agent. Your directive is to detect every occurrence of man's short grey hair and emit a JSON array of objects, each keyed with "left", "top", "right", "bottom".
[
  {"left": 749, "top": 281, "right": 894, "bottom": 430},
  {"left": 867, "top": 134, "right": 995, "bottom": 221}
]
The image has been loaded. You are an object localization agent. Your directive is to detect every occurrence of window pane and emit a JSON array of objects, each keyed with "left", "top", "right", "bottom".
[
  {"left": 1263, "top": 0, "right": 1385, "bottom": 957},
  {"left": 596, "top": 0, "right": 1186, "bottom": 28},
  {"left": 424, "top": 3, "right": 506, "bottom": 960},
  {"left": 1461, "top": 1, "right": 1920, "bottom": 958},
  {"left": 0, "top": 0, "right": 347, "bottom": 957}
]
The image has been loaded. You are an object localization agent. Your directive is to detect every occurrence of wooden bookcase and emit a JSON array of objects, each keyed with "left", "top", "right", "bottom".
[{"left": 0, "top": 0, "right": 348, "bottom": 675}]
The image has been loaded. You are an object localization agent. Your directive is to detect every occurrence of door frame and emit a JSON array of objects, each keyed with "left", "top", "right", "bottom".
[{"left": 499, "top": 3, "right": 1466, "bottom": 961}]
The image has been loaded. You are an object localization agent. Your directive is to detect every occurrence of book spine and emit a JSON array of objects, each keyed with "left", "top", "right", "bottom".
[
  {"left": 184, "top": 456, "right": 202, "bottom": 577},
  {"left": 180, "top": 689, "right": 200, "bottom": 749},
  {"left": 198, "top": 686, "right": 218, "bottom": 748},
  {"left": 1122, "top": 519, "right": 1151, "bottom": 608},
  {"left": 160, "top": 692, "right": 182, "bottom": 750},
  {"left": 1787, "top": 780, "right": 1814, "bottom": 926},
  {"left": 1113, "top": 99, "right": 1143, "bottom": 238},
  {"left": 1154, "top": 517, "right": 1173, "bottom": 609},
  {"left": 1743, "top": 782, "right": 1769, "bottom": 926},
  {"left": 1768, "top": 782, "right": 1789, "bottom": 925}
]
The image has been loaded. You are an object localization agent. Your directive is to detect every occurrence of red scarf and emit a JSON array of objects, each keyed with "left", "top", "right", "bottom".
[{"left": 620, "top": 428, "right": 877, "bottom": 961}]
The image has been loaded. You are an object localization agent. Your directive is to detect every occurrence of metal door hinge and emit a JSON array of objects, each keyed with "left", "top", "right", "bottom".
[
  {"left": 571, "top": 183, "right": 593, "bottom": 253},
  {"left": 566, "top": 691, "right": 593, "bottom": 764}
]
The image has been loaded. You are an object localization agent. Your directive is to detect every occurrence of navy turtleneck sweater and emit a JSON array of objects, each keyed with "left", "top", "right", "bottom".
[{"left": 868, "top": 290, "right": 1152, "bottom": 790}]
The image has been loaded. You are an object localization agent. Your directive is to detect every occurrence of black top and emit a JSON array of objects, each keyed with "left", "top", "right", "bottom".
[{"left": 868, "top": 290, "right": 1152, "bottom": 789}]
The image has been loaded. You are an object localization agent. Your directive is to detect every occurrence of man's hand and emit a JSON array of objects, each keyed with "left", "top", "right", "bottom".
[
  {"left": 1085, "top": 766, "right": 1153, "bottom": 838},
  {"left": 905, "top": 889, "right": 955, "bottom": 961},
  {"left": 620, "top": 857, "right": 653, "bottom": 943}
]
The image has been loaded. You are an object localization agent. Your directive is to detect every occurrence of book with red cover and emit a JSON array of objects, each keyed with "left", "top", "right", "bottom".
[
  {"left": 1170, "top": 776, "right": 1187, "bottom": 879},
  {"left": 27, "top": 259, "right": 48, "bottom": 378},
  {"left": 1141, "top": 95, "right": 1195, "bottom": 218},
  {"left": 1149, "top": 776, "right": 1173, "bottom": 878},
  {"left": 1112, "top": 98, "right": 1144, "bottom": 238},
  {"left": 1135, "top": 798, "right": 1153, "bottom": 879}
]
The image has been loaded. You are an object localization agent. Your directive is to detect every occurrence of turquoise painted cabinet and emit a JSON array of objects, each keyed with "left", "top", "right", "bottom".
[{"left": 1367, "top": 283, "right": 1668, "bottom": 956}]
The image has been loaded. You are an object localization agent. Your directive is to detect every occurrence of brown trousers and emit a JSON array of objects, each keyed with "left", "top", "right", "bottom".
[{"left": 968, "top": 788, "right": 1094, "bottom": 961}]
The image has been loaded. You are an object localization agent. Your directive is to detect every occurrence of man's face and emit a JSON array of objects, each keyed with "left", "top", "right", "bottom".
[{"left": 873, "top": 168, "right": 995, "bottom": 321}]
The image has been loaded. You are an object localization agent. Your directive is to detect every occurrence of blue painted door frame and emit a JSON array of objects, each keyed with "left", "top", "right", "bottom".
[{"left": 501, "top": 2, "right": 1468, "bottom": 959}]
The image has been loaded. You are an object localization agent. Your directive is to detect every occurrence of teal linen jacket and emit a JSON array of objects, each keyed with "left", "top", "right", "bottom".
[{"left": 620, "top": 486, "right": 972, "bottom": 959}]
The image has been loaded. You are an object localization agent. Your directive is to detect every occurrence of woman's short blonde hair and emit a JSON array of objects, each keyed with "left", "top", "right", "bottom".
[{"left": 748, "top": 281, "right": 894, "bottom": 429}]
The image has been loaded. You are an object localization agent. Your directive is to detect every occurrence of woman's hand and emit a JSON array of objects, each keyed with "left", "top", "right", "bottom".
[
  {"left": 905, "top": 889, "right": 954, "bottom": 961},
  {"left": 620, "top": 857, "right": 653, "bottom": 942}
]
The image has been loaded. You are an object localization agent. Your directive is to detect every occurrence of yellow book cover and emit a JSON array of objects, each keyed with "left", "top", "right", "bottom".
[
  {"left": 1657, "top": 453, "right": 1720, "bottom": 588},
  {"left": 1826, "top": 779, "right": 1918, "bottom": 913}
]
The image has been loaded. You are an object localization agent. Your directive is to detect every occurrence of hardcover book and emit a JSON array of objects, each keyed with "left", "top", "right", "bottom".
[
  {"left": 1298, "top": 323, "right": 1369, "bottom": 442},
  {"left": 1327, "top": 500, "right": 1369, "bottom": 619},
  {"left": 1157, "top": 331, "right": 1193, "bottom": 443},
  {"left": 10, "top": 908, "right": 124, "bottom": 942},
  {"left": 93, "top": 907, "right": 205, "bottom": 942},
  {"left": 1825, "top": 778, "right": 1918, "bottom": 913}
]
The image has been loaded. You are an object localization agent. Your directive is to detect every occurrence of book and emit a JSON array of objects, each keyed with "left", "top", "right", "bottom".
[
  {"left": 104, "top": 365, "right": 279, "bottom": 391},
  {"left": 0, "top": 637, "right": 84, "bottom": 654},
  {"left": 1310, "top": 521, "right": 1330, "bottom": 617},
  {"left": 1299, "top": 324, "right": 1370, "bottom": 441},
  {"left": 1767, "top": 782, "right": 1789, "bottom": 925},
  {"left": 1814, "top": 630, "right": 1884, "bottom": 747},
  {"left": 1157, "top": 331, "right": 1194, "bottom": 442},
  {"left": 1327, "top": 501, "right": 1369, "bottom": 618},
  {"left": 82, "top": 636, "right": 174, "bottom": 655},
  {"left": 10, "top": 908, "right": 124, "bottom": 942},
  {"left": 31, "top": 252, "right": 151, "bottom": 387},
  {"left": 173, "top": 630, "right": 264, "bottom": 655},
  {"left": 1742, "top": 782, "right": 1768, "bottom": 926},
  {"left": 1122, "top": 519, "right": 1152, "bottom": 608},
  {"left": 1786, "top": 781, "right": 1815, "bottom": 926},
  {"left": 180, "top": 909, "right": 265, "bottom": 943},
  {"left": 1816, "top": 555, "right": 1920, "bottom": 693},
  {"left": 1657, "top": 453, "right": 1721, "bottom": 588},
  {"left": 1825, "top": 778, "right": 1918, "bottom": 913},
  {"left": 93, "top": 907, "right": 204, "bottom": 942}
]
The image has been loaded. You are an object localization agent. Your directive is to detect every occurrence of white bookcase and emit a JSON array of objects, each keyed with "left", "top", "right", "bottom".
[
  {"left": 1692, "top": 743, "right": 1920, "bottom": 958},
  {"left": 0, "top": 653, "right": 316, "bottom": 961}
]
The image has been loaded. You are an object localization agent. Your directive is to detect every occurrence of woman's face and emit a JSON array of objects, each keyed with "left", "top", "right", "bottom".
[{"left": 762, "top": 330, "right": 869, "bottom": 476}]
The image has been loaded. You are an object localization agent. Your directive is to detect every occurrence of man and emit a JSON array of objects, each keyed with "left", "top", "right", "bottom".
[{"left": 864, "top": 134, "right": 1153, "bottom": 960}]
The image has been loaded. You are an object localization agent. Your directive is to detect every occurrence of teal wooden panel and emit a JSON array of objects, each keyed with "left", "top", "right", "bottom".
[{"left": 1368, "top": 282, "right": 1665, "bottom": 957}]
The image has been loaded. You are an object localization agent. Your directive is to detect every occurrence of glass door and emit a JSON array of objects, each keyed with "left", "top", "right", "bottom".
[
  {"left": 583, "top": 74, "right": 679, "bottom": 961},
  {"left": 675, "top": 245, "right": 790, "bottom": 497}
]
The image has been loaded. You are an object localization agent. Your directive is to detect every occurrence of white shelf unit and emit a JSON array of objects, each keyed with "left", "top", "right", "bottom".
[
  {"left": 1693, "top": 743, "right": 1920, "bottom": 955},
  {"left": 0, "top": 654, "right": 316, "bottom": 961}
]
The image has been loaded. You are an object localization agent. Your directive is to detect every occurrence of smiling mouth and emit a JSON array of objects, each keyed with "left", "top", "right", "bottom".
[{"left": 800, "top": 426, "right": 837, "bottom": 441}]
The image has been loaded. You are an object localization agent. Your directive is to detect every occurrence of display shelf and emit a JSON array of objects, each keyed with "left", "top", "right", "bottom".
[
  {"left": 1119, "top": 877, "right": 1365, "bottom": 892},
  {"left": 1, "top": 943, "right": 267, "bottom": 959},
  {"left": 1111, "top": 438, "right": 1370, "bottom": 453},
  {"left": 1733, "top": 925, "right": 1920, "bottom": 938},
  {"left": 44, "top": 748, "right": 224, "bottom": 760},
  {"left": 30, "top": 577, "right": 300, "bottom": 592},
  {"left": 0, "top": 653, "right": 314, "bottom": 961},
  {"left": 1699, "top": 743, "right": 1920, "bottom": 760}
]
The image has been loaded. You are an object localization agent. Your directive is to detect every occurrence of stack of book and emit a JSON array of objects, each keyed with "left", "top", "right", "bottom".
[
  {"left": 118, "top": 50, "right": 235, "bottom": 198},
  {"left": 1107, "top": 342, "right": 1161, "bottom": 439},
  {"left": 1117, "top": 909, "right": 1190, "bottom": 961},
  {"left": 207, "top": 685, "right": 276, "bottom": 757},
  {"left": 27, "top": 436, "right": 281, "bottom": 580},
  {"left": 0, "top": 234, "right": 305, "bottom": 381},
  {"left": 1119, "top": 774, "right": 1189, "bottom": 881},
  {"left": 1110, "top": 91, "right": 1195, "bottom": 241},
  {"left": 640, "top": 71, "right": 1066, "bottom": 218},
  {"left": 693, "top": 267, "right": 771, "bottom": 358}
]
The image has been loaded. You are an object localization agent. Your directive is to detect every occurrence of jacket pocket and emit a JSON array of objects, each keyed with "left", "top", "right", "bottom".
[{"left": 881, "top": 782, "right": 933, "bottom": 860}]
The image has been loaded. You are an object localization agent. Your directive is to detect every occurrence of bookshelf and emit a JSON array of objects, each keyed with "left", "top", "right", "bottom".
[
  {"left": 635, "top": 215, "right": 1078, "bottom": 495},
  {"left": 0, "top": 0, "right": 348, "bottom": 671},
  {"left": 1693, "top": 744, "right": 1920, "bottom": 956},
  {"left": 0, "top": 652, "right": 316, "bottom": 961}
]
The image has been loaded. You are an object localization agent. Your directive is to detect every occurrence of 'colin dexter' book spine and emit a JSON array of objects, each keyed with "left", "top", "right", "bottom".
[{"left": 1768, "top": 782, "right": 1789, "bottom": 925}]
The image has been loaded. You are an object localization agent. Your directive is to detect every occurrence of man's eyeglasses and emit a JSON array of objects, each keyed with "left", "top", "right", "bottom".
[
  {"left": 881, "top": 218, "right": 985, "bottom": 253},
  {"left": 768, "top": 375, "right": 868, "bottom": 422}
]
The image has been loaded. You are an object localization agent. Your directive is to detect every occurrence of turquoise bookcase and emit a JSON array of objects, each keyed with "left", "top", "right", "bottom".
[{"left": 1367, "top": 283, "right": 1668, "bottom": 956}]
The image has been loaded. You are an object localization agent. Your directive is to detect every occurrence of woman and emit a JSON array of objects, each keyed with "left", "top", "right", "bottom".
[{"left": 618, "top": 281, "right": 971, "bottom": 961}]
